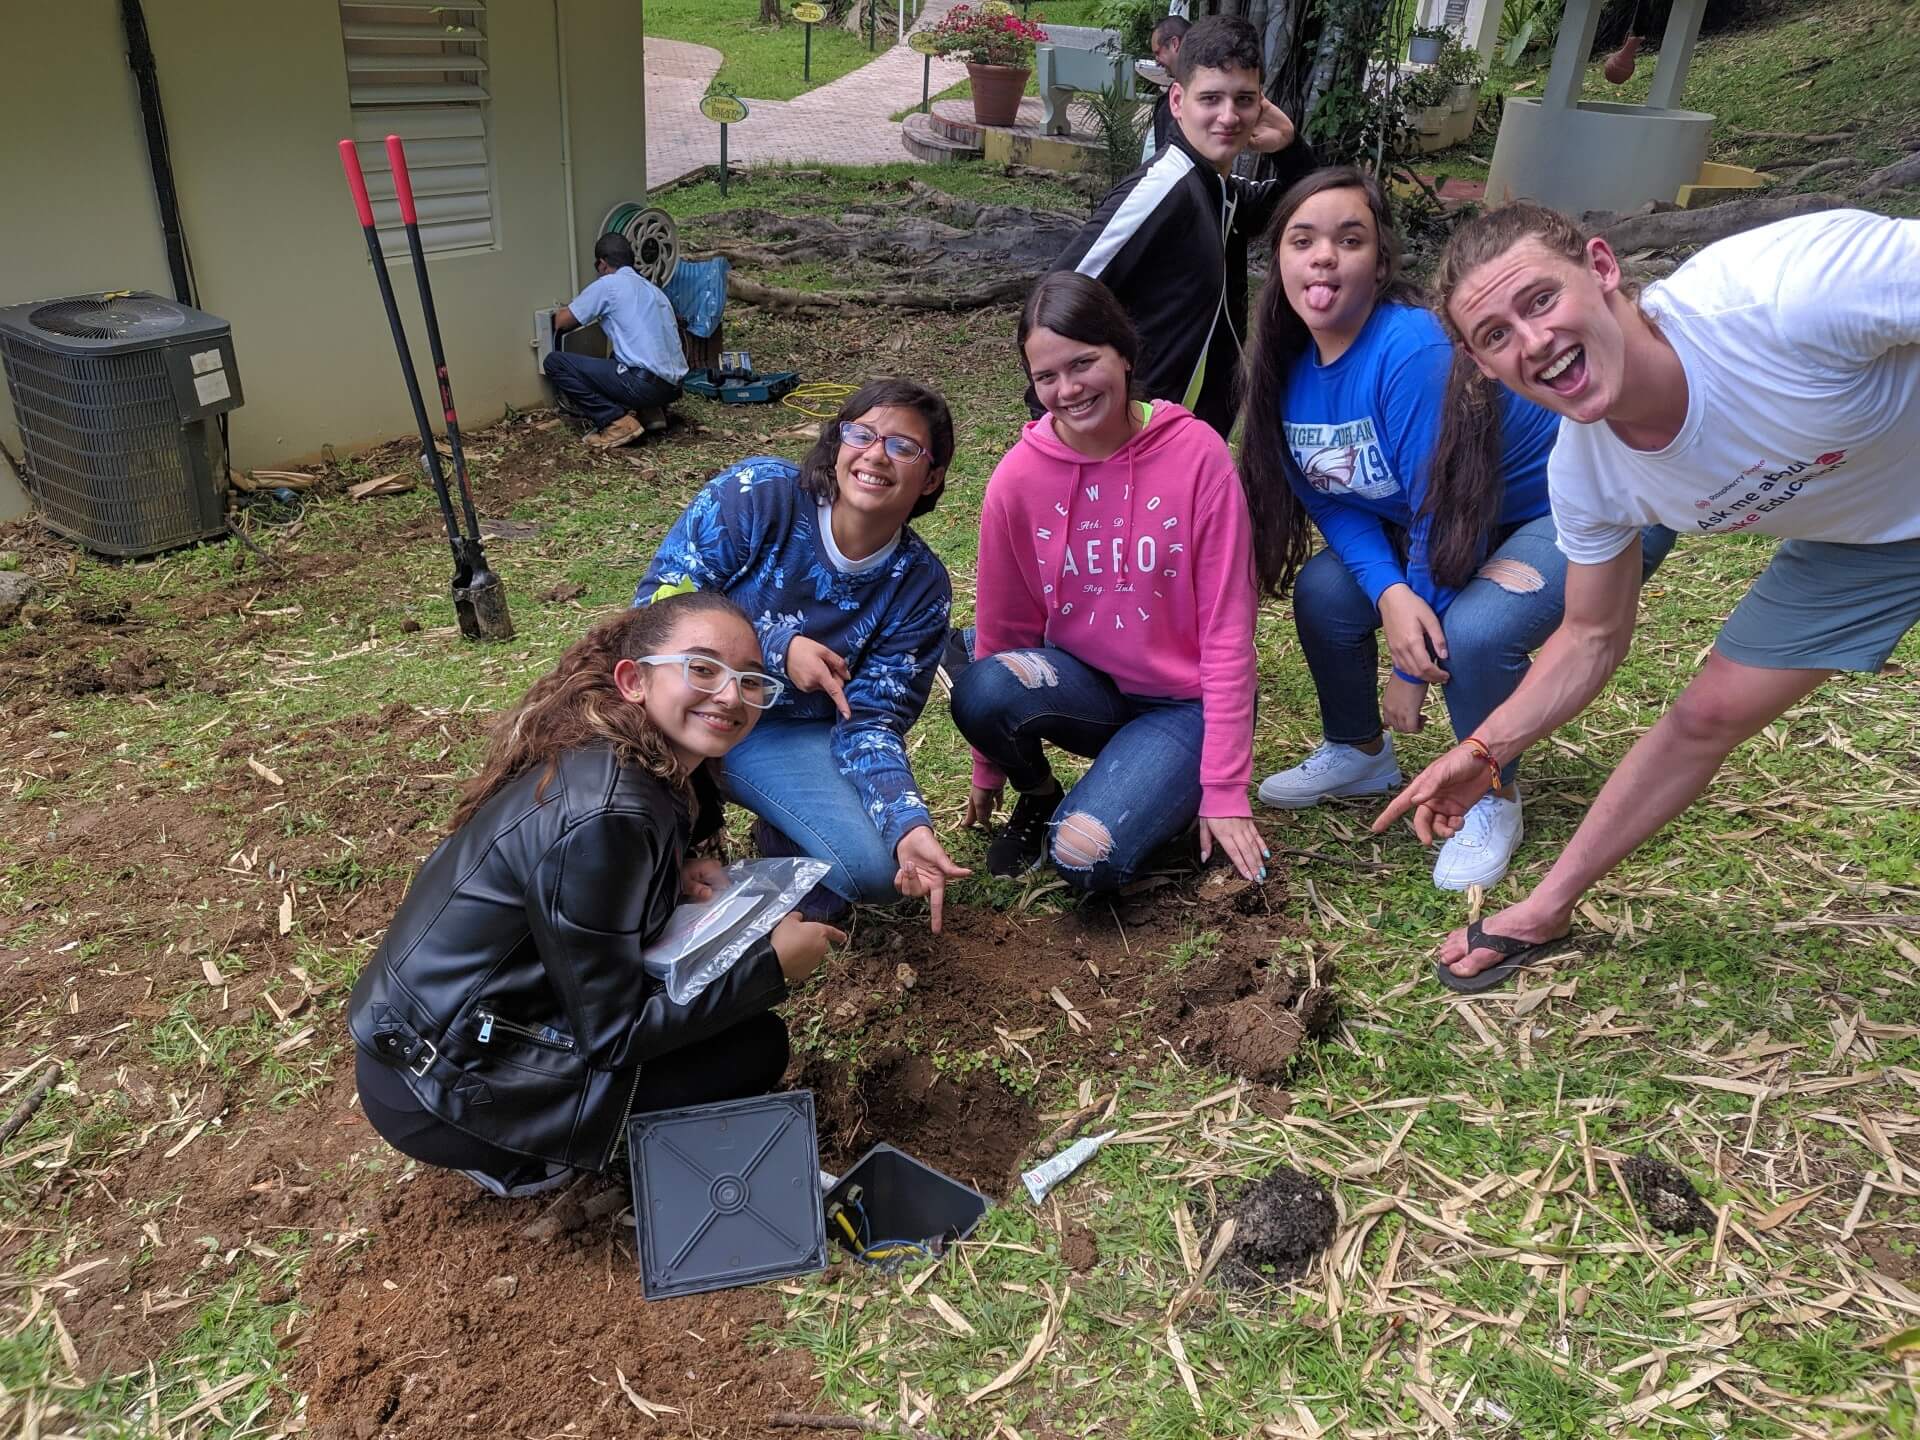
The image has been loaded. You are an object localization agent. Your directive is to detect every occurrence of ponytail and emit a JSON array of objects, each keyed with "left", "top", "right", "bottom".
[{"left": 1421, "top": 349, "right": 1509, "bottom": 589}]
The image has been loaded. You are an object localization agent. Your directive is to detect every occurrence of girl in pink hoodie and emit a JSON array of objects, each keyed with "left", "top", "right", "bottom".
[{"left": 952, "top": 272, "right": 1267, "bottom": 892}]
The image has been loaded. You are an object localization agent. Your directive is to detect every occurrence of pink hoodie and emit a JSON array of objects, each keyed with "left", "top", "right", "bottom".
[{"left": 972, "top": 402, "right": 1258, "bottom": 817}]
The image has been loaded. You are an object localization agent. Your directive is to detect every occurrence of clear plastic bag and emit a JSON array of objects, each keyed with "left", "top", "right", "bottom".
[{"left": 640, "top": 857, "right": 833, "bottom": 1005}]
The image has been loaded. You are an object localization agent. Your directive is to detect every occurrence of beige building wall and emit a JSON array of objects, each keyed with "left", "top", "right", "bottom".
[{"left": 0, "top": 0, "right": 650, "bottom": 525}]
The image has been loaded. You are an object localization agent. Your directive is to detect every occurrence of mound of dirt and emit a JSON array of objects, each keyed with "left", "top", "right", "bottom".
[
  {"left": 1214, "top": 1166, "right": 1337, "bottom": 1291},
  {"left": 800, "top": 1046, "right": 1039, "bottom": 1197},
  {"left": 1620, "top": 1156, "right": 1715, "bottom": 1235},
  {"left": 1154, "top": 951, "right": 1338, "bottom": 1085}
]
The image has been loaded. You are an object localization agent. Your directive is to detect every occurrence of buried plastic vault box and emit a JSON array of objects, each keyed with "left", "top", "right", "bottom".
[
  {"left": 626, "top": 1090, "right": 828, "bottom": 1299},
  {"left": 824, "top": 1143, "right": 990, "bottom": 1256}
]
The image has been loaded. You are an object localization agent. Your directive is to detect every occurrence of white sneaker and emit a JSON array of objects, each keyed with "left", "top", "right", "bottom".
[
  {"left": 1432, "top": 791, "right": 1524, "bottom": 891},
  {"left": 1257, "top": 738, "right": 1402, "bottom": 810}
]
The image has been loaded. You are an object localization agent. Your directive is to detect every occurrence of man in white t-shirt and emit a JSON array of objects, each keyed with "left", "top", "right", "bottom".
[
  {"left": 1376, "top": 206, "right": 1920, "bottom": 991},
  {"left": 545, "top": 234, "right": 688, "bottom": 449}
]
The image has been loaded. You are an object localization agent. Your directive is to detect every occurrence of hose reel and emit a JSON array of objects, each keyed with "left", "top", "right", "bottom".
[{"left": 599, "top": 203, "right": 680, "bottom": 286}]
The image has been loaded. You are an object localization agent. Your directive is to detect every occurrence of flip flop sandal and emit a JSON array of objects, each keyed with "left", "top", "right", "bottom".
[{"left": 1434, "top": 920, "right": 1574, "bottom": 994}]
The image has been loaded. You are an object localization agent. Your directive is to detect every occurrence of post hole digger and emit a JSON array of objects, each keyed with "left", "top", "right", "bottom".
[{"left": 338, "top": 135, "right": 513, "bottom": 641}]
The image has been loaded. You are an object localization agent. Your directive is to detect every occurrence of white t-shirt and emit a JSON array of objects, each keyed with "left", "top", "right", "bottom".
[
  {"left": 567, "top": 268, "right": 688, "bottom": 384},
  {"left": 1549, "top": 209, "right": 1920, "bottom": 565}
]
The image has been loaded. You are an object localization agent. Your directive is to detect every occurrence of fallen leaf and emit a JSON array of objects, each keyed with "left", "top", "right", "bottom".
[{"left": 278, "top": 892, "right": 294, "bottom": 935}]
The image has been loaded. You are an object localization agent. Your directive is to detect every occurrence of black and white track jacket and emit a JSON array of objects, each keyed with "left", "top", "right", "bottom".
[{"left": 1052, "top": 126, "right": 1317, "bottom": 437}]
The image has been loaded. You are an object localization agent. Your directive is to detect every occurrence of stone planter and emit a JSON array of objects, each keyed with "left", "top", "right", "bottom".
[{"left": 967, "top": 62, "right": 1030, "bottom": 127}]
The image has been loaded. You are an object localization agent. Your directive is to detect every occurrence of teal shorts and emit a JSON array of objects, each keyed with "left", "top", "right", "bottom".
[{"left": 1716, "top": 537, "right": 1920, "bottom": 672}]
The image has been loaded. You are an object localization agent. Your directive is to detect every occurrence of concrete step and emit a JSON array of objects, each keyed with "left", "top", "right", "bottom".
[
  {"left": 932, "top": 95, "right": 1046, "bottom": 141},
  {"left": 902, "top": 110, "right": 982, "bottom": 163}
]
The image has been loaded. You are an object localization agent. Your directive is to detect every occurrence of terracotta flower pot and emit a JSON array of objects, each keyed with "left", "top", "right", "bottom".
[{"left": 967, "top": 62, "right": 1029, "bottom": 127}]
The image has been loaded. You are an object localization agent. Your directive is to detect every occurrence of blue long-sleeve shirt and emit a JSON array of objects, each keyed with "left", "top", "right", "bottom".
[
  {"left": 634, "top": 457, "right": 952, "bottom": 853},
  {"left": 1282, "top": 302, "right": 1559, "bottom": 677}
]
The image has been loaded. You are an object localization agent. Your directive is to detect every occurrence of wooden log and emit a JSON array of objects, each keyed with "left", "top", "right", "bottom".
[
  {"left": 1598, "top": 192, "right": 1851, "bottom": 254},
  {"left": 1860, "top": 148, "right": 1920, "bottom": 197},
  {"left": 1779, "top": 157, "right": 1858, "bottom": 187}
]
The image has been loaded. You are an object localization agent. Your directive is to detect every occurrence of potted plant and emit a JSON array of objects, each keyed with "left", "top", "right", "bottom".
[
  {"left": 928, "top": 1, "right": 1049, "bottom": 127},
  {"left": 1407, "top": 23, "right": 1449, "bottom": 65}
]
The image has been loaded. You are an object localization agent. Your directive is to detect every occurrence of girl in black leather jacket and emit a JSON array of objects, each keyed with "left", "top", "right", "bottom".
[{"left": 348, "top": 592, "right": 845, "bottom": 1197}]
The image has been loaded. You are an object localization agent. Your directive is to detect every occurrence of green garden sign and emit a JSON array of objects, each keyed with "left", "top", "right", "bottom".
[
  {"left": 794, "top": 2, "right": 826, "bottom": 81},
  {"left": 699, "top": 88, "right": 750, "bottom": 196},
  {"left": 910, "top": 28, "right": 939, "bottom": 112}
]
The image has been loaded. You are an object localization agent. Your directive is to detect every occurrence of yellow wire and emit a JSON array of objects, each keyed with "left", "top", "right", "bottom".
[
  {"left": 832, "top": 1209, "right": 862, "bottom": 1247},
  {"left": 781, "top": 382, "right": 856, "bottom": 419}
]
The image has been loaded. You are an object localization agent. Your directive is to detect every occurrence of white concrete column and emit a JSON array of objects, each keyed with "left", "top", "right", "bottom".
[
  {"left": 1542, "top": 0, "right": 1603, "bottom": 112},
  {"left": 1464, "top": 0, "right": 1502, "bottom": 65},
  {"left": 1645, "top": 0, "right": 1706, "bottom": 111}
]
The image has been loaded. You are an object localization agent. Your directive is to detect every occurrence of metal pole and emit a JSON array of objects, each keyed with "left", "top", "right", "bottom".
[
  {"left": 898, "top": 0, "right": 904, "bottom": 44},
  {"left": 804, "top": 21, "right": 813, "bottom": 82},
  {"left": 719, "top": 122, "right": 730, "bottom": 197},
  {"left": 922, "top": 52, "right": 931, "bottom": 112},
  {"left": 867, "top": 0, "right": 875, "bottom": 50}
]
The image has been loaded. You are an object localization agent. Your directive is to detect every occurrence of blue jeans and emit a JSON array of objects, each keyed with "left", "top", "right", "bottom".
[
  {"left": 542, "top": 350, "right": 680, "bottom": 429},
  {"left": 718, "top": 719, "right": 901, "bottom": 905},
  {"left": 950, "top": 647, "right": 1204, "bottom": 895},
  {"left": 1295, "top": 516, "right": 1674, "bottom": 781}
]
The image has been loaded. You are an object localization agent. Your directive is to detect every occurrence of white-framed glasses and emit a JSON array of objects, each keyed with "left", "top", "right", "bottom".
[
  {"left": 838, "top": 421, "right": 928, "bottom": 464},
  {"left": 638, "top": 654, "right": 785, "bottom": 709}
]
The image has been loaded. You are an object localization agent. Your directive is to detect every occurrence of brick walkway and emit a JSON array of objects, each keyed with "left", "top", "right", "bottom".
[{"left": 645, "top": 5, "right": 973, "bottom": 189}]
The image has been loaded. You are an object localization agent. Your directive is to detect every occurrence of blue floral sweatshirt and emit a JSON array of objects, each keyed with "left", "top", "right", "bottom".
[{"left": 634, "top": 457, "right": 952, "bottom": 853}]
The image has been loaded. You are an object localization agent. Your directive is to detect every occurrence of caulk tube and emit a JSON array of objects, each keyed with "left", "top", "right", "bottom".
[{"left": 1021, "top": 1130, "right": 1118, "bottom": 1204}]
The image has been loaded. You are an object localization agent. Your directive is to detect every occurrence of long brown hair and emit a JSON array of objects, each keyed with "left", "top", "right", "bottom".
[
  {"left": 449, "top": 591, "right": 751, "bottom": 830},
  {"left": 1237, "top": 167, "right": 1422, "bottom": 596},
  {"left": 1425, "top": 202, "right": 1645, "bottom": 587},
  {"left": 1017, "top": 270, "right": 1145, "bottom": 399}
]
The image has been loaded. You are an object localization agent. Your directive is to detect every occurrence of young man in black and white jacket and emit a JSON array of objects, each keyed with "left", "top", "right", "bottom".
[{"left": 1050, "top": 15, "right": 1317, "bottom": 438}]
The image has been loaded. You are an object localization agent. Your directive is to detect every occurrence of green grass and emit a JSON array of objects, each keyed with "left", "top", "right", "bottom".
[
  {"left": 645, "top": 0, "right": 883, "bottom": 101},
  {"left": 653, "top": 157, "right": 1089, "bottom": 219},
  {"left": 2, "top": 0, "right": 1917, "bottom": 1423}
]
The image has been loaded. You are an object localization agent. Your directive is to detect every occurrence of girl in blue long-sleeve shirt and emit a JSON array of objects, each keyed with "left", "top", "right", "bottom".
[
  {"left": 635, "top": 379, "right": 969, "bottom": 930},
  {"left": 1238, "top": 168, "right": 1669, "bottom": 891}
]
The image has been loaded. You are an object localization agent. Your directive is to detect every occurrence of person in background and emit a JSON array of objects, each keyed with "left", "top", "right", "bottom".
[
  {"left": 545, "top": 233, "right": 687, "bottom": 450},
  {"left": 1048, "top": 14, "right": 1315, "bottom": 438},
  {"left": 1236, "top": 167, "right": 1670, "bottom": 892},
  {"left": 635, "top": 380, "right": 970, "bottom": 932},
  {"left": 1138, "top": 15, "right": 1190, "bottom": 162},
  {"left": 348, "top": 594, "right": 843, "bottom": 1198}
]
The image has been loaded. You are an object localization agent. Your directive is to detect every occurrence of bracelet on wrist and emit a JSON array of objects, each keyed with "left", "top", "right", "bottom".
[{"left": 1463, "top": 736, "right": 1502, "bottom": 788}]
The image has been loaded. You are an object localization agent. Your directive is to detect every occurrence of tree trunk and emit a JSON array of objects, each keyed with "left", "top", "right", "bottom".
[{"left": 760, "top": 0, "right": 784, "bottom": 26}]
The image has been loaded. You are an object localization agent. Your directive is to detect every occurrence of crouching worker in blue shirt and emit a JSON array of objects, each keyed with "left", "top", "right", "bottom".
[
  {"left": 348, "top": 593, "right": 845, "bottom": 1199},
  {"left": 636, "top": 378, "right": 972, "bottom": 932},
  {"left": 545, "top": 233, "right": 687, "bottom": 451}
]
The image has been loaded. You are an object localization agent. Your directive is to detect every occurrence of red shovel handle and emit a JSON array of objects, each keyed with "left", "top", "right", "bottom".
[
  {"left": 385, "top": 134, "right": 419, "bottom": 227},
  {"left": 338, "top": 139, "right": 376, "bottom": 228}
]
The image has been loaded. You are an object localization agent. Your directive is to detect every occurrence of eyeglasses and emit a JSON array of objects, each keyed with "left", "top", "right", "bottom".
[
  {"left": 838, "top": 421, "right": 928, "bottom": 464},
  {"left": 638, "top": 654, "right": 785, "bottom": 709}
]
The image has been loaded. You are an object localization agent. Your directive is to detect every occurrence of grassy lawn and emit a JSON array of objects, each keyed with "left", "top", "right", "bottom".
[
  {"left": 2, "top": 159, "right": 1917, "bottom": 1430},
  {"left": 5, "top": 1, "right": 1920, "bottom": 1430},
  {"left": 646, "top": 0, "right": 886, "bottom": 100}
]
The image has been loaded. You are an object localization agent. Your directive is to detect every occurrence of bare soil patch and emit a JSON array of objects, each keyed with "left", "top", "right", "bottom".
[{"left": 1213, "top": 1165, "right": 1338, "bottom": 1291}]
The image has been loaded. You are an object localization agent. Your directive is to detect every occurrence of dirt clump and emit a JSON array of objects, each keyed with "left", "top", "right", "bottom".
[
  {"left": 1620, "top": 1156, "right": 1715, "bottom": 1235},
  {"left": 1214, "top": 1165, "right": 1337, "bottom": 1291},
  {"left": 1165, "top": 957, "right": 1338, "bottom": 1085},
  {"left": 1059, "top": 1222, "right": 1099, "bottom": 1273},
  {"left": 800, "top": 1046, "right": 1039, "bottom": 1197}
]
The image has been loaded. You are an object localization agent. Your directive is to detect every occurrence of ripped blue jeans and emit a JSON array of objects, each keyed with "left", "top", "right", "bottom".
[{"left": 950, "top": 646, "right": 1203, "bottom": 895}]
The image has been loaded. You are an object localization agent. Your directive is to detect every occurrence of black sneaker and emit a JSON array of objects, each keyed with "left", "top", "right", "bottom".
[
  {"left": 985, "top": 783, "right": 1061, "bottom": 878},
  {"left": 933, "top": 626, "right": 973, "bottom": 698}
]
